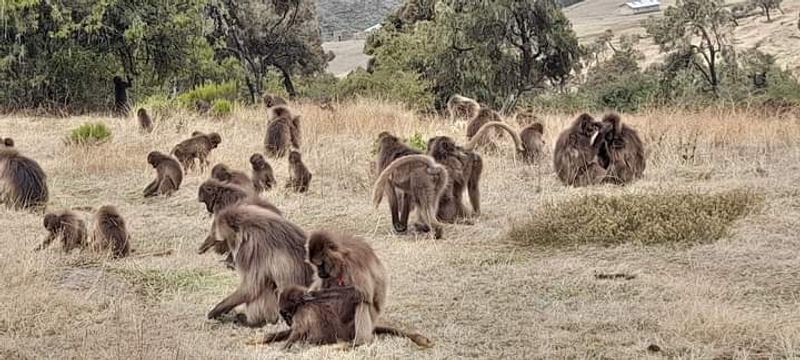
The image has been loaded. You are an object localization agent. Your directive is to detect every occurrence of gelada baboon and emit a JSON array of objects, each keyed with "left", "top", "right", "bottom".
[
  {"left": 373, "top": 132, "right": 422, "bottom": 232},
  {"left": 0, "top": 137, "right": 13, "bottom": 148},
  {"left": 446, "top": 94, "right": 479, "bottom": 122},
  {"left": 466, "top": 108, "right": 504, "bottom": 148},
  {"left": 137, "top": 108, "right": 153, "bottom": 133},
  {"left": 91, "top": 205, "right": 130, "bottom": 258},
  {"left": 211, "top": 163, "right": 255, "bottom": 194},
  {"left": 519, "top": 123, "right": 546, "bottom": 164},
  {"left": 264, "top": 106, "right": 300, "bottom": 158},
  {"left": 113, "top": 75, "right": 132, "bottom": 116},
  {"left": 286, "top": 150, "right": 311, "bottom": 193},
  {"left": 553, "top": 114, "right": 606, "bottom": 187},
  {"left": 427, "top": 136, "right": 482, "bottom": 223},
  {"left": 465, "top": 121, "right": 525, "bottom": 155},
  {"left": 250, "top": 153, "right": 276, "bottom": 193},
  {"left": 372, "top": 155, "right": 448, "bottom": 239},
  {"left": 143, "top": 151, "right": 183, "bottom": 197},
  {"left": 263, "top": 94, "right": 287, "bottom": 108},
  {"left": 170, "top": 132, "right": 222, "bottom": 172},
  {"left": 195, "top": 100, "right": 211, "bottom": 114},
  {"left": 207, "top": 204, "right": 312, "bottom": 326},
  {"left": 0, "top": 148, "right": 48, "bottom": 210},
  {"left": 594, "top": 113, "right": 646, "bottom": 184},
  {"left": 36, "top": 210, "right": 87, "bottom": 252}
]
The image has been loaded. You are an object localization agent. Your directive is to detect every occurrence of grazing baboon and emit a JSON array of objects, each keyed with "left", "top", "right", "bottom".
[
  {"left": 170, "top": 132, "right": 222, "bottom": 172},
  {"left": 36, "top": 210, "right": 87, "bottom": 252},
  {"left": 595, "top": 113, "right": 646, "bottom": 184},
  {"left": 374, "top": 132, "right": 423, "bottom": 232},
  {"left": 264, "top": 106, "right": 301, "bottom": 158},
  {"left": 465, "top": 121, "right": 525, "bottom": 155},
  {"left": 211, "top": 163, "right": 255, "bottom": 194},
  {"left": 372, "top": 155, "right": 448, "bottom": 239},
  {"left": 466, "top": 108, "right": 504, "bottom": 148},
  {"left": 137, "top": 108, "right": 153, "bottom": 133},
  {"left": 286, "top": 150, "right": 311, "bottom": 193},
  {"left": 207, "top": 204, "right": 313, "bottom": 327},
  {"left": 113, "top": 75, "right": 132, "bottom": 116},
  {"left": 1, "top": 137, "right": 13, "bottom": 148},
  {"left": 519, "top": 123, "right": 546, "bottom": 164},
  {"left": 143, "top": 151, "right": 183, "bottom": 197},
  {"left": 250, "top": 153, "right": 276, "bottom": 193},
  {"left": 0, "top": 148, "right": 48, "bottom": 210},
  {"left": 427, "top": 136, "right": 483, "bottom": 223},
  {"left": 90, "top": 205, "right": 130, "bottom": 258},
  {"left": 447, "top": 95, "right": 480, "bottom": 122},
  {"left": 263, "top": 94, "right": 287, "bottom": 108},
  {"left": 553, "top": 114, "right": 606, "bottom": 187}
]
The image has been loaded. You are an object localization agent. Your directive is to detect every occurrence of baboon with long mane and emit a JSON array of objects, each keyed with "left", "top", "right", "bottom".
[
  {"left": 265, "top": 106, "right": 301, "bottom": 158},
  {"left": 36, "top": 210, "right": 87, "bottom": 253},
  {"left": 427, "top": 136, "right": 483, "bottom": 223},
  {"left": 553, "top": 114, "right": 606, "bottom": 187},
  {"left": 171, "top": 132, "right": 222, "bottom": 172},
  {"left": 0, "top": 148, "right": 48, "bottom": 210},
  {"left": 143, "top": 151, "right": 183, "bottom": 197},
  {"left": 595, "top": 113, "right": 646, "bottom": 184}
]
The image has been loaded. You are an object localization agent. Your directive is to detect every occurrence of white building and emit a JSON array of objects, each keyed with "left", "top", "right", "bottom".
[{"left": 622, "top": 0, "right": 661, "bottom": 14}]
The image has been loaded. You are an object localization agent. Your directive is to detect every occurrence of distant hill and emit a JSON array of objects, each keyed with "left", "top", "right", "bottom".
[{"left": 316, "top": 0, "right": 403, "bottom": 40}]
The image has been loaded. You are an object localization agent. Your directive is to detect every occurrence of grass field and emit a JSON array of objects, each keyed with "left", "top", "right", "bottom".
[{"left": 1, "top": 101, "right": 800, "bottom": 359}]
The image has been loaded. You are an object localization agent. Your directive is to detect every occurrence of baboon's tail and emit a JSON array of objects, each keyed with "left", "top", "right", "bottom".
[
  {"left": 371, "top": 155, "right": 443, "bottom": 208},
  {"left": 374, "top": 326, "right": 433, "bottom": 348},
  {"left": 465, "top": 121, "right": 524, "bottom": 153}
]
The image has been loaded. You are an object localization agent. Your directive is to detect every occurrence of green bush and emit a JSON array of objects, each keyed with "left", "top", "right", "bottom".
[
  {"left": 69, "top": 122, "right": 112, "bottom": 145},
  {"left": 407, "top": 132, "right": 427, "bottom": 152},
  {"left": 592, "top": 73, "right": 661, "bottom": 112},
  {"left": 337, "top": 68, "right": 434, "bottom": 111},
  {"left": 210, "top": 99, "right": 234, "bottom": 117},
  {"left": 176, "top": 81, "right": 238, "bottom": 107},
  {"left": 508, "top": 189, "right": 762, "bottom": 247}
]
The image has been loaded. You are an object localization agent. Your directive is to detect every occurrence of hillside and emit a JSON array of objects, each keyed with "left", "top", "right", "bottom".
[{"left": 316, "top": 0, "right": 402, "bottom": 40}]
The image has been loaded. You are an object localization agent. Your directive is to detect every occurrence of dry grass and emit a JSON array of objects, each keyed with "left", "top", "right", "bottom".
[{"left": 1, "top": 100, "right": 800, "bottom": 359}]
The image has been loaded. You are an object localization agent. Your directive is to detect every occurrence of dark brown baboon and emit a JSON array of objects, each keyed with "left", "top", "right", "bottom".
[
  {"left": 595, "top": 113, "right": 646, "bottom": 184},
  {"left": 264, "top": 106, "right": 301, "bottom": 158},
  {"left": 466, "top": 108, "right": 504, "bottom": 148},
  {"left": 519, "top": 122, "right": 546, "bottom": 164},
  {"left": 372, "top": 155, "right": 448, "bottom": 239},
  {"left": 143, "top": 151, "right": 183, "bottom": 197},
  {"left": 195, "top": 100, "right": 211, "bottom": 114},
  {"left": 250, "top": 153, "right": 276, "bottom": 193},
  {"left": 553, "top": 114, "right": 606, "bottom": 187},
  {"left": 170, "top": 132, "right": 222, "bottom": 172},
  {"left": 211, "top": 163, "right": 255, "bottom": 194},
  {"left": 1, "top": 137, "right": 13, "bottom": 148},
  {"left": 465, "top": 121, "right": 525, "bottom": 155},
  {"left": 263, "top": 94, "right": 287, "bottom": 108},
  {"left": 36, "top": 210, "right": 87, "bottom": 252},
  {"left": 0, "top": 149, "right": 48, "bottom": 210},
  {"left": 427, "top": 136, "right": 483, "bottom": 223},
  {"left": 286, "top": 150, "right": 311, "bottom": 193},
  {"left": 447, "top": 95, "right": 479, "bottom": 122},
  {"left": 137, "top": 108, "right": 153, "bottom": 133},
  {"left": 374, "top": 132, "right": 423, "bottom": 233},
  {"left": 113, "top": 75, "right": 132, "bottom": 116},
  {"left": 90, "top": 205, "right": 130, "bottom": 258},
  {"left": 207, "top": 204, "right": 313, "bottom": 327}
]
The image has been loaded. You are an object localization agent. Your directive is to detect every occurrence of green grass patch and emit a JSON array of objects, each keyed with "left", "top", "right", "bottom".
[
  {"left": 68, "top": 122, "right": 111, "bottom": 145},
  {"left": 509, "top": 189, "right": 763, "bottom": 247},
  {"left": 110, "top": 268, "right": 234, "bottom": 300},
  {"left": 210, "top": 98, "right": 234, "bottom": 117}
]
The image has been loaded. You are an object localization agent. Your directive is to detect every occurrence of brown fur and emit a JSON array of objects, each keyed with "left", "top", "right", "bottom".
[
  {"left": 211, "top": 163, "right": 255, "bottom": 194},
  {"left": 286, "top": 150, "right": 312, "bottom": 193},
  {"left": 137, "top": 108, "right": 153, "bottom": 133},
  {"left": 171, "top": 132, "right": 222, "bottom": 172},
  {"left": 250, "top": 153, "right": 276, "bottom": 193},
  {"left": 143, "top": 151, "right": 183, "bottom": 197},
  {"left": 466, "top": 108, "right": 504, "bottom": 148},
  {"left": 519, "top": 122, "right": 546, "bottom": 164},
  {"left": 90, "top": 205, "right": 130, "bottom": 258},
  {"left": 207, "top": 205, "right": 313, "bottom": 326},
  {"left": 264, "top": 106, "right": 301, "bottom": 158},
  {"left": 465, "top": 121, "right": 524, "bottom": 154},
  {"left": 372, "top": 155, "right": 448, "bottom": 239},
  {"left": 373, "top": 132, "right": 423, "bottom": 233},
  {"left": 195, "top": 100, "right": 211, "bottom": 114},
  {"left": 1, "top": 137, "right": 13, "bottom": 148},
  {"left": 446, "top": 95, "right": 479, "bottom": 122},
  {"left": 263, "top": 94, "right": 287, "bottom": 108},
  {"left": 0, "top": 148, "right": 48, "bottom": 210},
  {"left": 427, "top": 136, "right": 483, "bottom": 223},
  {"left": 553, "top": 114, "right": 606, "bottom": 187},
  {"left": 36, "top": 210, "right": 87, "bottom": 252},
  {"left": 595, "top": 113, "right": 646, "bottom": 184}
]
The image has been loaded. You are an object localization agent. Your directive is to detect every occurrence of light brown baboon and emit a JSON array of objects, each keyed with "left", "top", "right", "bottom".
[
  {"left": 264, "top": 106, "right": 301, "bottom": 158},
  {"left": 466, "top": 108, "right": 504, "bottom": 148},
  {"left": 137, "top": 108, "right": 153, "bottom": 133},
  {"left": 372, "top": 155, "right": 448, "bottom": 239},
  {"left": 465, "top": 121, "right": 525, "bottom": 155},
  {"left": 595, "top": 113, "right": 646, "bottom": 184},
  {"left": 263, "top": 94, "right": 287, "bottom": 108},
  {"left": 286, "top": 150, "right": 311, "bottom": 193},
  {"left": 519, "top": 123, "right": 546, "bottom": 164},
  {"left": 250, "top": 153, "right": 276, "bottom": 193},
  {"left": 553, "top": 114, "right": 606, "bottom": 187},
  {"left": 36, "top": 210, "right": 87, "bottom": 252},
  {"left": 143, "top": 151, "right": 183, "bottom": 197},
  {"left": 0, "top": 148, "right": 48, "bottom": 210},
  {"left": 447, "top": 94, "right": 479, "bottom": 122},
  {"left": 211, "top": 163, "right": 255, "bottom": 194},
  {"left": 171, "top": 132, "right": 222, "bottom": 172},
  {"left": 427, "top": 136, "right": 483, "bottom": 223},
  {"left": 90, "top": 205, "right": 130, "bottom": 258},
  {"left": 1, "top": 137, "right": 13, "bottom": 148},
  {"left": 374, "top": 132, "right": 422, "bottom": 233},
  {"left": 207, "top": 204, "right": 313, "bottom": 327}
]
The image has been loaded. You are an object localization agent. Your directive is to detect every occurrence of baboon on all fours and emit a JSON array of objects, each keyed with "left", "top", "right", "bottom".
[
  {"left": 1, "top": 137, "right": 14, "bottom": 147},
  {"left": 137, "top": 108, "right": 153, "bottom": 133},
  {"left": 91, "top": 205, "right": 130, "bottom": 258},
  {"left": 446, "top": 94, "right": 480, "bottom": 122},
  {"left": 594, "top": 113, "right": 646, "bottom": 184},
  {"left": 553, "top": 113, "right": 606, "bottom": 187},
  {"left": 466, "top": 108, "right": 505, "bottom": 149},
  {"left": 36, "top": 210, "right": 87, "bottom": 253},
  {"left": 372, "top": 155, "right": 448, "bottom": 239},
  {"left": 143, "top": 151, "right": 183, "bottom": 197},
  {"left": 519, "top": 123, "right": 546, "bottom": 164},
  {"left": 427, "top": 136, "right": 483, "bottom": 223},
  {"left": 250, "top": 153, "right": 276, "bottom": 193},
  {"left": 263, "top": 94, "right": 287, "bottom": 108},
  {"left": 373, "top": 132, "right": 423, "bottom": 233},
  {"left": 264, "top": 106, "right": 301, "bottom": 158},
  {"left": 286, "top": 150, "right": 311, "bottom": 193},
  {"left": 171, "top": 132, "right": 222, "bottom": 172},
  {"left": 207, "top": 204, "right": 313, "bottom": 327},
  {"left": 0, "top": 148, "right": 48, "bottom": 210},
  {"left": 211, "top": 163, "right": 255, "bottom": 194}
]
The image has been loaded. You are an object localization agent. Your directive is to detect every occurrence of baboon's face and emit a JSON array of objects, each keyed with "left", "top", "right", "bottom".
[
  {"left": 278, "top": 288, "right": 306, "bottom": 326},
  {"left": 43, "top": 214, "right": 59, "bottom": 231},
  {"left": 309, "top": 248, "right": 342, "bottom": 280},
  {"left": 198, "top": 185, "right": 216, "bottom": 213},
  {"left": 211, "top": 165, "right": 229, "bottom": 181},
  {"left": 208, "top": 133, "right": 222, "bottom": 147},
  {"left": 147, "top": 152, "right": 162, "bottom": 167},
  {"left": 250, "top": 154, "right": 265, "bottom": 168}
]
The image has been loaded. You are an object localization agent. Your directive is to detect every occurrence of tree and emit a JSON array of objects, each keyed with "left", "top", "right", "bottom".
[{"left": 751, "top": 0, "right": 783, "bottom": 21}]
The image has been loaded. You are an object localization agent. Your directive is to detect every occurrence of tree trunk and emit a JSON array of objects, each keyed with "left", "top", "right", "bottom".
[{"left": 279, "top": 67, "right": 298, "bottom": 99}]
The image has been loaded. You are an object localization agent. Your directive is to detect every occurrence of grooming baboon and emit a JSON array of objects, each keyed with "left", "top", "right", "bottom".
[
  {"left": 90, "top": 205, "right": 130, "bottom": 258},
  {"left": 286, "top": 150, "right": 311, "bottom": 193},
  {"left": 427, "top": 136, "right": 483, "bottom": 223},
  {"left": 595, "top": 113, "right": 646, "bottom": 184},
  {"left": 447, "top": 95, "right": 480, "bottom": 122},
  {"left": 374, "top": 132, "right": 423, "bottom": 232},
  {"left": 372, "top": 155, "right": 448, "bottom": 239},
  {"left": 211, "top": 163, "right": 255, "bottom": 194},
  {"left": 553, "top": 114, "right": 606, "bottom": 187},
  {"left": 0, "top": 148, "right": 48, "bottom": 210},
  {"left": 1, "top": 137, "right": 13, "bottom": 148},
  {"left": 519, "top": 123, "right": 546, "bottom": 164},
  {"left": 263, "top": 94, "right": 287, "bottom": 108},
  {"left": 465, "top": 121, "right": 525, "bottom": 155},
  {"left": 466, "top": 108, "right": 504, "bottom": 148},
  {"left": 36, "top": 210, "right": 87, "bottom": 252},
  {"left": 264, "top": 106, "right": 301, "bottom": 158},
  {"left": 137, "top": 108, "right": 153, "bottom": 133},
  {"left": 250, "top": 153, "right": 276, "bottom": 193},
  {"left": 207, "top": 204, "right": 313, "bottom": 326},
  {"left": 170, "top": 132, "right": 222, "bottom": 172},
  {"left": 143, "top": 151, "right": 183, "bottom": 197},
  {"left": 113, "top": 75, "right": 132, "bottom": 116}
]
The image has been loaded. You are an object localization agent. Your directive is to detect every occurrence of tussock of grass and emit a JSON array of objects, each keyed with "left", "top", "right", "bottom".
[
  {"left": 509, "top": 189, "right": 763, "bottom": 247},
  {"left": 68, "top": 122, "right": 111, "bottom": 145},
  {"left": 110, "top": 268, "right": 232, "bottom": 299}
]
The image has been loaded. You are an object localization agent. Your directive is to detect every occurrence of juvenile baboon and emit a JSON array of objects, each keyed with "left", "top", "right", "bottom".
[
  {"left": 427, "top": 136, "right": 483, "bottom": 223},
  {"left": 264, "top": 106, "right": 301, "bottom": 158},
  {"left": 286, "top": 150, "right": 311, "bottom": 193},
  {"left": 195, "top": 100, "right": 211, "bottom": 114},
  {"left": 519, "top": 123, "right": 546, "bottom": 164},
  {"left": 447, "top": 95, "right": 480, "bottom": 122},
  {"left": 113, "top": 75, "right": 132, "bottom": 116},
  {"left": 465, "top": 121, "right": 525, "bottom": 155},
  {"left": 374, "top": 132, "right": 423, "bottom": 232},
  {"left": 263, "top": 94, "right": 287, "bottom": 108},
  {"left": 171, "top": 132, "right": 222, "bottom": 172},
  {"left": 372, "top": 155, "right": 448, "bottom": 239},
  {"left": 1, "top": 137, "right": 13, "bottom": 148},
  {"left": 595, "top": 113, "right": 646, "bottom": 184},
  {"left": 250, "top": 153, "right": 276, "bottom": 193},
  {"left": 211, "top": 163, "right": 255, "bottom": 194},
  {"left": 143, "top": 151, "right": 183, "bottom": 197},
  {"left": 90, "top": 205, "right": 130, "bottom": 258},
  {"left": 207, "top": 204, "right": 313, "bottom": 326},
  {"left": 466, "top": 108, "right": 504, "bottom": 148},
  {"left": 137, "top": 108, "right": 153, "bottom": 133},
  {"left": 0, "top": 148, "right": 48, "bottom": 210},
  {"left": 553, "top": 114, "right": 606, "bottom": 187},
  {"left": 36, "top": 210, "right": 87, "bottom": 252}
]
